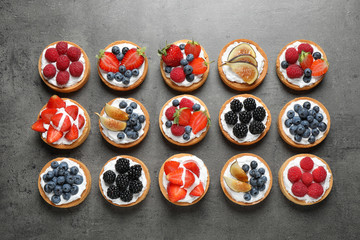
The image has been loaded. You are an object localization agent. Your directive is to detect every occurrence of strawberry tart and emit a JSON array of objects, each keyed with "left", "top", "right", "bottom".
[
  {"left": 38, "top": 41, "right": 90, "bottom": 93},
  {"left": 159, "top": 95, "right": 210, "bottom": 146},
  {"left": 31, "top": 95, "right": 90, "bottom": 149},
  {"left": 97, "top": 40, "right": 148, "bottom": 91},
  {"left": 218, "top": 39, "right": 268, "bottom": 91},
  {"left": 159, "top": 153, "right": 210, "bottom": 206},
  {"left": 276, "top": 40, "right": 329, "bottom": 90},
  {"left": 159, "top": 40, "right": 210, "bottom": 92}
]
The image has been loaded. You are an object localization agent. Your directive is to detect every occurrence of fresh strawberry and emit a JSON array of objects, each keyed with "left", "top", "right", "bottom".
[
  {"left": 96, "top": 50, "right": 120, "bottom": 72},
  {"left": 286, "top": 64, "right": 304, "bottom": 78},
  {"left": 170, "top": 67, "right": 185, "bottom": 83},
  {"left": 46, "top": 125, "right": 63, "bottom": 143},
  {"left": 297, "top": 43, "right": 313, "bottom": 54},
  {"left": 121, "top": 47, "right": 145, "bottom": 70},
  {"left": 164, "top": 161, "right": 180, "bottom": 175},
  {"left": 311, "top": 59, "right": 329, "bottom": 76},
  {"left": 40, "top": 108, "right": 57, "bottom": 124},
  {"left": 184, "top": 40, "right": 201, "bottom": 58},
  {"left": 158, "top": 44, "right": 183, "bottom": 67},
  {"left": 51, "top": 113, "right": 71, "bottom": 132},
  {"left": 183, "top": 161, "right": 200, "bottom": 177},
  {"left": 78, "top": 114, "right": 85, "bottom": 129},
  {"left": 174, "top": 108, "right": 192, "bottom": 126},
  {"left": 190, "top": 182, "right": 204, "bottom": 197},
  {"left": 165, "top": 106, "right": 177, "bottom": 121},
  {"left": 285, "top": 47, "right": 299, "bottom": 64},
  {"left": 31, "top": 119, "right": 46, "bottom": 133},
  {"left": 65, "top": 124, "right": 79, "bottom": 141},
  {"left": 47, "top": 95, "right": 66, "bottom": 109},
  {"left": 170, "top": 124, "right": 185, "bottom": 136},
  {"left": 299, "top": 51, "right": 314, "bottom": 70},
  {"left": 189, "top": 57, "right": 207, "bottom": 74},
  {"left": 65, "top": 105, "right": 78, "bottom": 120},
  {"left": 190, "top": 111, "right": 209, "bottom": 134},
  {"left": 167, "top": 183, "right": 187, "bottom": 202},
  {"left": 179, "top": 98, "right": 194, "bottom": 109},
  {"left": 166, "top": 168, "right": 195, "bottom": 188}
]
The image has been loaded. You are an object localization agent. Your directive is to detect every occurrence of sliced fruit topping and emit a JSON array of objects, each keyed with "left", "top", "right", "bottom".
[
  {"left": 65, "top": 105, "right": 78, "bottom": 120},
  {"left": 167, "top": 183, "right": 187, "bottom": 202},
  {"left": 286, "top": 64, "right": 304, "bottom": 79},
  {"left": 190, "top": 182, "right": 204, "bottom": 197},
  {"left": 166, "top": 168, "right": 195, "bottom": 188},
  {"left": 299, "top": 51, "right": 314, "bottom": 70},
  {"left": 310, "top": 59, "right": 329, "bottom": 76},
  {"left": 96, "top": 50, "right": 120, "bottom": 72},
  {"left": 183, "top": 161, "right": 200, "bottom": 177},
  {"left": 230, "top": 161, "right": 248, "bottom": 182},
  {"left": 222, "top": 54, "right": 258, "bottom": 67},
  {"left": 174, "top": 108, "right": 192, "bottom": 126},
  {"left": 78, "top": 114, "right": 85, "bottom": 129},
  {"left": 285, "top": 47, "right": 299, "bottom": 64},
  {"left": 164, "top": 161, "right": 180, "bottom": 175},
  {"left": 223, "top": 176, "right": 251, "bottom": 192},
  {"left": 229, "top": 61, "right": 259, "bottom": 84},
  {"left": 184, "top": 40, "right": 201, "bottom": 58},
  {"left": 65, "top": 124, "right": 79, "bottom": 141},
  {"left": 104, "top": 103, "right": 129, "bottom": 121},
  {"left": 190, "top": 111, "right": 210, "bottom": 134},
  {"left": 47, "top": 95, "right": 66, "bottom": 109},
  {"left": 170, "top": 67, "right": 185, "bottom": 82},
  {"left": 165, "top": 106, "right": 177, "bottom": 121},
  {"left": 170, "top": 124, "right": 185, "bottom": 136},
  {"left": 31, "top": 119, "right": 46, "bottom": 133},
  {"left": 40, "top": 108, "right": 57, "bottom": 124},
  {"left": 47, "top": 125, "right": 63, "bottom": 143},
  {"left": 228, "top": 43, "right": 256, "bottom": 60},
  {"left": 121, "top": 47, "right": 146, "bottom": 70},
  {"left": 95, "top": 113, "right": 126, "bottom": 131},
  {"left": 51, "top": 113, "right": 71, "bottom": 132},
  {"left": 297, "top": 43, "right": 313, "bottom": 54},
  {"left": 179, "top": 98, "right": 194, "bottom": 109},
  {"left": 189, "top": 57, "right": 207, "bottom": 74},
  {"left": 158, "top": 44, "right": 183, "bottom": 67}
]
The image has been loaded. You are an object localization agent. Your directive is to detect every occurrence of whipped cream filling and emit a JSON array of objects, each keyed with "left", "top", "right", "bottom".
[
  {"left": 221, "top": 42, "right": 265, "bottom": 83},
  {"left": 162, "top": 155, "right": 208, "bottom": 203}
]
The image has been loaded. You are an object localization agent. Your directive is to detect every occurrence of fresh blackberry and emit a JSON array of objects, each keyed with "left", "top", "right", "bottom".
[
  {"left": 249, "top": 121, "right": 265, "bottom": 134},
  {"left": 116, "top": 173, "right": 129, "bottom": 191},
  {"left": 253, "top": 107, "right": 266, "bottom": 121},
  {"left": 233, "top": 123, "right": 248, "bottom": 138},
  {"left": 230, "top": 99, "right": 243, "bottom": 112},
  {"left": 128, "top": 165, "right": 142, "bottom": 180},
  {"left": 224, "top": 111, "right": 238, "bottom": 125},
  {"left": 243, "top": 98, "right": 256, "bottom": 111},
  {"left": 239, "top": 111, "right": 252, "bottom": 124},
  {"left": 103, "top": 170, "right": 116, "bottom": 184},
  {"left": 107, "top": 185, "right": 120, "bottom": 199},
  {"left": 129, "top": 180, "right": 143, "bottom": 194},
  {"left": 115, "top": 158, "right": 130, "bottom": 174},
  {"left": 119, "top": 189, "right": 133, "bottom": 202}
]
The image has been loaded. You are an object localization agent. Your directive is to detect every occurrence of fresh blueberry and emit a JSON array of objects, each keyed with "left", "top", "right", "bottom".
[
  {"left": 292, "top": 116, "right": 301, "bottom": 125},
  {"left": 249, "top": 169, "right": 256, "bottom": 177},
  {"left": 298, "top": 108, "right": 309, "bottom": 119},
  {"left": 180, "top": 59, "right": 188, "bottom": 66},
  {"left": 47, "top": 181, "right": 56, "bottom": 190},
  {"left": 124, "top": 127, "right": 131, "bottom": 134},
  {"left": 183, "top": 133, "right": 190, "bottom": 140},
  {"left": 179, "top": 43, "right": 185, "bottom": 50},
  {"left": 281, "top": 61, "right": 289, "bottom": 69},
  {"left": 289, "top": 125, "right": 298, "bottom": 135},
  {"left": 165, "top": 120, "right": 172, "bottom": 128},
  {"left": 259, "top": 184, "right": 266, "bottom": 191},
  {"left": 260, "top": 176, "right": 267, "bottom": 183},
  {"left": 107, "top": 72, "right": 115, "bottom": 81},
  {"left": 184, "top": 126, "right": 192, "bottom": 134},
  {"left": 130, "top": 102, "right": 138, "bottom": 109},
  {"left": 257, "top": 178, "right": 265, "bottom": 187},
  {"left": 44, "top": 184, "right": 53, "bottom": 193},
  {"left": 133, "top": 123, "right": 142, "bottom": 131},
  {"left": 65, "top": 175, "right": 75, "bottom": 185},
  {"left": 62, "top": 192, "right": 71, "bottom": 201},
  {"left": 303, "top": 129, "right": 311, "bottom": 138},
  {"left": 308, "top": 135, "right": 316, "bottom": 144},
  {"left": 119, "top": 65, "right": 126, "bottom": 73},
  {"left": 301, "top": 120, "right": 309, "bottom": 129},
  {"left": 294, "top": 134, "right": 302, "bottom": 142},
  {"left": 312, "top": 128, "right": 320, "bottom": 137},
  {"left": 51, "top": 161, "right": 59, "bottom": 169},
  {"left": 183, "top": 65, "right": 193, "bottom": 75},
  {"left": 57, "top": 176, "right": 65, "bottom": 185},
  {"left": 287, "top": 110, "right": 295, "bottom": 119},
  {"left": 51, "top": 195, "right": 61, "bottom": 204},
  {"left": 116, "top": 53, "right": 124, "bottom": 61},
  {"left": 129, "top": 117, "right": 137, "bottom": 126},
  {"left": 250, "top": 187, "right": 259, "bottom": 196},
  {"left": 258, "top": 168, "right": 265, "bottom": 175},
  {"left": 313, "top": 106, "right": 320, "bottom": 113},
  {"left": 186, "top": 74, "right": 195, "bottom": 82},
  {"left": 74, "top": 175, "right": 83, "bottom": 185},
  {"left": 310, "top": 119, "right": 319, "bottom": 129},
  {"left": 130, "top": 113, "right": 139, "bottom": 119},
  {"left": 297, "top": 125, "right": 305, "bottom": 135},
  {"left": 117, "top": 132, "right": 125, "bottom": 140},
  {"left": 42, "top": 174, "right": 48, "bottom": 182},
  {"left": 318, "top": 122, "right": 327, "bottom": 132},
  {"left": 254, "top": 170, "right": 261, "bottom": 179},
  {"left": 112, "top": 46, "right": 120, "bottom": 55},
  {"left": 131, "top": 131, "right": 139, "bottom": 140},
  {"left": 192, "top": 104, "right": 201, "bottom": 111},
  {"left": 62, "top": 184, "right": 71, "bottom": 193},
  {"left": 186, "top": 54, "right": 194, "bottom": 62},
  {"left": 285, "top": 119, "right": 293, "bottom": 128},
  {"left": 315, "top": 113, "right": 324, "bottom": 122},
  {"left": 126, "top": 130, "right": 134, "bottom": 138},
  {"left": 124, "top": 70, "right": 132, "bottom": 78},
  {"left": 250, "top": 161, "right": 258, "bottom": 169},
  {"left": 294, "top": 104, "right": 302, "bottom": 113},
  {"left": 132, "top": 69, "right": 139, "bottom": 76},
  {"left": 52, "top": 177, "right": 58, "bottom": 184},
  {"left": 313, "top": 52, "right": 322, "bottom": 60},
  {"left": 172, "top": 99, "right": 179, "bottom": 107},
  {"left": 244, "top": 193, "right": 251, "bottom": 201},
  {"left": 308, "top": 109, "right": 316, "bottom": 117},
  {"left": 119, "top": 101, "right": 127, "bottom": 109},
  {"left": 122, "top": 77, "right": 130, "bottom": 85},
  {"left": 54, "top": 185, "right": 63, "bottom": 196},
  {"left": 70, "top": 185, "right": 79, "bottom": 195},
  {"left": 126, "top": 107, "right": 133, "bottom": 114},
  {"left": 122, "top": 47, "right": 129, "bottom": 55},
  {"left": 64, "top": 171, "right": 70, "bottom": 178},
  {"left": 70, "top": 166, "right": 79, "bottom": 175},
  {"left": 46, "top": 171, "right": 54, "bottom": 180},
  {"left": 242, "top": 164, "right": 250, "bottom": 173},
  {"left": 58, "top": 168, "right": 65, "bottom": 176},
  {"left": 165, "top": 66, "right": 172, "bottom": 73},
  {"left": 303, "top": 76, "right": 311, "bottom": 83},
  {"left": 307, "top": 115, "right": 314, "bottom": 123},
  {"left": 304, "top": 68, "right": 312, "bottom": 77},
  {"left": 138, "top": 115, "right": 145, "bottom": 123},
  {"left": 114, "top": 72, "right": 124, "bottom": 82},
  {"left": 303, "top": 101, "right": 311, "bottom": 109},
  {"left": 59, "top": 162, "right": 68, "bottom": 171},
  {"left": 250, "top": 178, "right": 257, "bottom": 187}
]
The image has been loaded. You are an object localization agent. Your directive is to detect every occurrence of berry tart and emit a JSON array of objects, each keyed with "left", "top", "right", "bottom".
[
  {"left": 31, "top": 95, "right": 90, "bottom": 149},
  {"left": 278, "top": 154, "right": 333, "bottom": 205},
  {"left": 278, "top": 97, "right": 330, "bottom": 148},
  {"left": 99, "top": 155, "right": 150, "bottom": 207},
  {"left": 159, "top": 40, "right": 210, "bottom": 92},
  {"left": 220, "top": 153, "right": 272, "bottom": 205},
  {"left": 159, "top": 95, "right": 210, "bottom": 146},
  {"left": 159, "top": 153, "right": 210, "bottom": 206},
  {"left": 38, "top": 157, "right": 91, "bottom": 208},
  {"left": 97, "top": 40, "right": 148, "bottom": 91},
  {"left": 38, "top": 41, "right": 90, "bottom": 93},
  {"left": 219, "top": 94, "right": 271, "bottom": 145},
  {"left": 276, "top": 40, "right": 329, "bottom": 90},
  {"left": 218, "top": 39, "right": 268, "bottom": 91},
  {"left": 96, "top": 98, "right": 149, "bottom": 148}
]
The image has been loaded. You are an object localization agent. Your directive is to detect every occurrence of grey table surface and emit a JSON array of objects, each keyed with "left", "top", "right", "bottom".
[{"left": 1, "top": 0, "right": 360, "bottom": 239}]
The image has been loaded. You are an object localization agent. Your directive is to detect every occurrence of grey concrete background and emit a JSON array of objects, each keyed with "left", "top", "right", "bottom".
[{"left": 1, "top": 0, "right": 359, "bottom": 239}]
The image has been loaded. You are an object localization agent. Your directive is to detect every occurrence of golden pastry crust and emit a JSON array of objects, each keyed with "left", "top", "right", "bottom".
[
  {"left": 160, "top": 39, "right": 210, "bottom": 92},
  {"left": 158, "top": 95, "right": 210, "bottom": 146},
  {"left": 38, "top": 41, "right": 90, "bottom": 93},
  {"left": 98, "top": 98, "right": 150, "bottom": 148},
  {"left": 97, "top": 40, "right": 148, "bottom": 91},
  {"left": 278, "top": 97, "right": 331, "bottom": 148},
  {"left": 99, "top": 155, "right": 151, "bottom": 207},
  {"left": 220, "top": 153, "right": 272, "bottom": 206},
  {"left": 217, "top": 39, "right": 268, "bottom": 91},
  {"left": 38, "top": 157, "right": 91, "bottom": 208},
  {"left": 218, "top": 94, "right": 271, "bottom": 145},
  {"left": 278, "top": 154, "right": 333, "bottom": 205},
  {"left": 276, "top": 39, "right": 328, "bottom": 91},
  {"left": 158, "top": 153, "right": 210, "bottom": 206}
]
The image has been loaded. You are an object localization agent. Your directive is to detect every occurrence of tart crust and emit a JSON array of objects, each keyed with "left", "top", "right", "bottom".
[
  {"left": 38, "top": 41, "right": 90, "bottom": 93},
  {"left": 38, "top": 157, "right": 91, "bottom": 208},
  {"left": 278, "top": 97, "right": 331, "bottom": 148},
  {"left": 217, "top": 39, "right": 268, "bottom": 91},
  {"left": 278, "top": 154, "right": 333, "bottom": 205},
  {"left": 158, "top": 153, "right": 210, "bottom": 206},
  {"left": 160, "top": 39, "right": 210, "bottom": 92}
]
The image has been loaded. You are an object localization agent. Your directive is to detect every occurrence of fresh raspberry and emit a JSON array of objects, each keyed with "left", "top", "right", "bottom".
[
  {"left": 170, "top": 67, "right": 185, "bottom": 83},
  {"left": 56, "top": 55, "right": 70, "bottom": 71},
  {"left": 291, "top": 181, "right": 308, "bottom": 197},
  {"left": 43, "top": 64, "right": 56, "bottom": 79},
  {"left": 301, "top": 172, "right": 313, "bottom": 186},
  {"left": 45, "top": 48, "right": 59, "bottom": 62},
  {"left": 56, "top": 71, "right": 70, "bottom": 85},
  {"left": 287, "top": 166, "right": 302, "bottom": 183},
  {"left": 312, "top": 166, "right": 327, "bottom": 183},
  {"left": 298, "top": 43, "right": 314, "bottom": 54},
  {"left": 286, "top": 64, "right": 304, "bottom": 78},
  {"left": 69, "top": 61, "right": 83, "bottom": 77},
  {"left": 56, "top": 41, "right": 68, "bottom": 55},
  {"left": 307, "top": 183, "right": 324, "bottom": 199},
  {"left": 165, "top": 106, "right": 177, "bottom": 121},
  {"left": 300, "top": 157, "right": 314, "bottom": 171},
  {"left": 179, "top": 98, "right": 194, "bottom": 109},
  {"left": 67, "top": 47, "right": 81, "bottom": 62},
  {"left": 171, "top": 124, "right": 185, "bottom": 136},
  {"left": 285, "top": 47, "right": 299, "bottom": 64}
]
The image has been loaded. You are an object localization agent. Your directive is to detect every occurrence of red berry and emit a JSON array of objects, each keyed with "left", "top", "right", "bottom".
[
  {"left": 307, "top": 183, "right": 324, "bottom": 199},
  {"left": 46, "top": 125, "right": 63, "bottom": 143},
  {"left": 311, "top": 59, "right": 329, "bottom": 76},
  {"left": 183, "top": 161, "right": 200, "bottom": 177},
  {"left": 56, "top": 41, "right": 68, "bottom": 55},
  {"left": 174, "top": 108, "right": 192, "bottom": 126},
  {"left": 189, "top": 57, "right": 207, "bottom": 74},
  {"left": 65, "top": 105, "right": 79, "bottom": 120},
  {"left": 312, "top": 166, "right": 327, "bottom": 183},
  {"left": 298, "top": 43, "right": 313, "bottom": 54},
  {"left": 299, "top": 52, "right": 314, "bottom": 70},
  {"left": 171, "top": 124, "right": 185, "bottom": 136},
  {"left": 51, "top": 113, "right": 71, "bottom": 132},
  {"left": 40, "top": 108, "right": 57, "bottom": 124},
  {"left": 45, "top": 48, "right": 59, "bottom": 62},
  {"left": 285, "top": 47, "right": 299, "bottom": 64},
  {"left": 69, "top": 61, "right": 84, "bottom": 77},
  {"left": 167, "top": 183, "right": 187, "bottom": 202},
  {"left": 47, "top": 95, "right": 66, "bottom": 109},
  {"left": 31, "top": 119, "right": 46, "bottom": 133},
  {"left": 301, "top": 172, "right": 313, "bottom": 186},
  {"left": 179, "top": 98, "right": 194, "bottom": 109},
  {"left": 159, "top": 44, "right": 183, "bottom": 67},
  {"left": 184, "top": 40, "right": 201, "bottom": 58},
  {"left": 78, "top": 114, "right": 85, "bottom": 129},
  {"left": 65, "top": 124, "right": 79, "bottom": 141},
  {"left": 67, "top": 47, "right": 81, "bottom": 62},
  {"left": 286, "top": 64, "right": 304, "bottom": 79},
  {"left": 287, "top": 166, "right": 302, "bottom": 183},
  {"left": 56, "top": 71, "right": 70, "bottom": 85},
  {"left": 97, "top": 50, "right": 120, "bottom": 72},
  {"left": 300, "top": 157, "right": 314, "bottom": 171},
  {"left": 165, "top": 106, "right": 177, "bottom": 121},
  {"left": 166, "top": 168, "right": 195, "bottom": 188},
  {"left": 190, "top": 182, "right": 204, "bottom": 197},
  {"left": 291, "top": 181, "right": 308, "bottom": 197},
  {"left": 121, "top": 47, "right": 145, "bottom": 70},
  {"left": 164, "top": 161, "right": 180, "bottom": 175},
  {"left": 56, "top": 55, "right": 70, "bottom": 71},
  {"left": 170, "top": 67, "right": 185, "bottom": 83},
  {"left": 190, "top": 111, "right": 208, "bottom": 134},
  {"left": 43, "top": 64, "right": 56, "bottom": 78}
]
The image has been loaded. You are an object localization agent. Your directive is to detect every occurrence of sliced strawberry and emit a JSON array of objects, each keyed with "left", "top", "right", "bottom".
[
  {"left": 96, "top": 50, "right": 120, "bottom": 72},
  {"left": 190, "top": 182, "right": 204, "bottom": 197},
  {"left": 158, "top": 44, "right": 183, "bottom": 67},
  {"left": 183, "top": 161, "right": 200, "bottom": 177},
  {"left": 166, "top": 168, "right": 195, "bottom": 188},
  {"left": 174, "top": 108, "right": 192, "bottom": 126},
  {"left": 47, "top": 95, "right": 66, "bottom": 109},
  {"left": 78, "top": 114, "right": 85, "bottom": 129},
  {"left": 65, "top": 105, "right": 78, "bottom": 120},
  {"left": 299, "top": 51, "right": 314, "bottom": 70},
  {"left": 65, "top": 124, "right": 79, "bottom": 141},
  {"left": 311, "top": 59, "right": 329, "bottom": 76},
  {"left": 51, "top": 113, "right": 71, "bottom": 132},
  {"left": 47, "top": 125, "right": 63, "bottom": 143},
  {"left": 170, "top": 124, "right": 185, "bottom": 136},
  {"left": 121, "top": 47, "right": 145, "bottom": 70},
  {"left": 189, "top": 57, "right": 207, "bottom": 74},
  {"left": 40, "top": 108, "right": 57, "bottom": 124},
  {"left": 31, "top": 119, "right": 46, "bottom": 133},
  {"left": 167, "top": 183, "right": 187, "bottom": 202},
  {"left": 164, "top": 161, "right": 180, "bottom": 175},
  {"left": 184, "top": 40, "right": 201, "bottom": 58},
  {"left": 190, "top": 111, "right": 210, "bottom": 134}
]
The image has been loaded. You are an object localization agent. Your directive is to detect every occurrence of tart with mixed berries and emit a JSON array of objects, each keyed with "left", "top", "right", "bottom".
[
  {"left": 218, "top": 39, "right": 268, "bottom": 91},
  {"left": 31, "top": 95, "right": 90, "bottom": 149},
  {"left": 278, "top": 97, "right": 330, "bottom": 148},
  {"left": 278, "top": 154, "right": 333, "bottom": 205},
  {"left": 159, "top": 95, "right": 210, "bottom": 146},
  {"left": 96, "top": 98, "right": 149, "bottom": 148},
  {"left": 159, "top": 40, "right": 210, "bottom": 92},
  {"left": 220, "top": 153, "right": 272, "bottom": 206},
  {"left": 276, "top": 40, "right": 329, "bottom": 90},
  {"left": 38, "top": 157, "right": 91, "bottom": 208},
  {"left": 97, "top": 40, "right": 148, "bottom": 91},
  {"left": 219, "top": 94, "right": 271, "bottom": 145},
  {"left": 159, "top": 153, "right": 210, "bottom": 206},
  {"left": 38, "top": 41, "right": 90, "bottom": 93}
]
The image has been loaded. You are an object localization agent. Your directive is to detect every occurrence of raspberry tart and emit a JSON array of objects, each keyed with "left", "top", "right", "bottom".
[
  {"left": 159, "top": 40, "right": 210, "bottom": 92},
  {"left": 31, "top": 95, "right": 90, "bottom": 149},
  {"left": 220, "top": 153, "right": 272, "bottom": 206},
  {"left": 278, "top": 97, "right": 330, "bottom": 148},
  {"left": 38, "top": 41, "right": 90, "bottom": 93},
  {"left": 96, "top": 98, "right": 149, "bottom": 148},
  {"left": 159, "top": 95, "right": 210, "bottom": 146},
  {"left": 278, "top": 154, "right": 333, "bottom": 205},
  {"left": 218, "top": 39, "right": 268, "bottom": 91},
  {"left": 99, "top": 155, "right": 150, "bottom": 207},
  {"left": 159, "top": 153, "right": 210, "bottom": 206},
  {"left": 38, "top": 157, "right": 91, "bottom": 208},
  {"left": 276, "top": 40, "right": 329, "bottom": 91},
  {"left": 97, "top": 40, "right": 148, "bottom": 91},
  {"left": 219, "top": 94, "right": 271, "bottom": 145}
]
